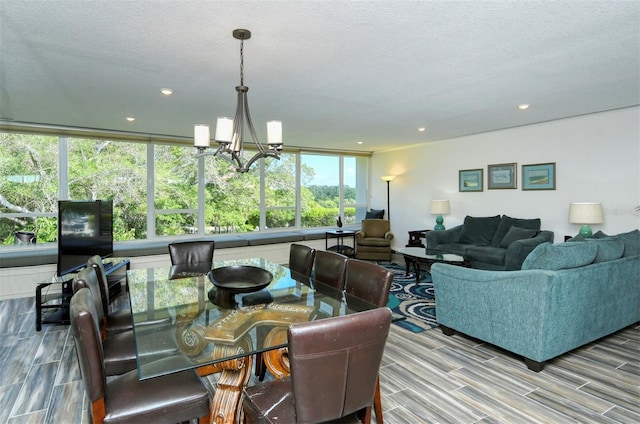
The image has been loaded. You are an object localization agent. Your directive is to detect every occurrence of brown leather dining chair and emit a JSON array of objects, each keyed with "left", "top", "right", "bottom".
[
  {"left": 168, "top": 240, "right": 215, "bottom": 265},
  {"left": 87, "top": 255, "right": 133, "bottom": 335},
  {"left": 288, "top": 243, "right": 316, "bottom": 277},
  {"left": 313, "top": 249, "right": 348, "bottom": 291},
  {"left": 70, "top": 288, "right": 212, "bottom": 424},
  {"left": 345, "top": 258, "right": 394, "bottom": 309},
  {"left": 243, "top": 307, "right": 392, "bottom": 423},
  {"left": 72, "top": 266, "right": 176, "bottom": 376},
  {"left": 253, "top": 244, "right": 316, "bottom": 381},
  {"left": 344, "top": 258, "right": 395, "bottom": 424}
]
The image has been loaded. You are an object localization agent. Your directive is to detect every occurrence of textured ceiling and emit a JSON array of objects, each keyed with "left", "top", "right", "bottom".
[{"left": 1, "top": 0, "right": 638, "bottom": 153}]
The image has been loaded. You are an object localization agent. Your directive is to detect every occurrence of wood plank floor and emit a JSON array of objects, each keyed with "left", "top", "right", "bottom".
[{"left": 1, "top": 294, "right": 638, "bottom": 423}]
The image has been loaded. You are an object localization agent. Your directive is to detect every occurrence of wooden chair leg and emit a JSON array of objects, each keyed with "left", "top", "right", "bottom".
[{"left": 374, "top": 376, "right": 383, "bottom": 424}]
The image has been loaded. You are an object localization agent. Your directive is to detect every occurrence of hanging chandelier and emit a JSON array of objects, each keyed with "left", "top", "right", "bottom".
[{"left": 194, "top": 29, "right": 283, "bottom": 173}]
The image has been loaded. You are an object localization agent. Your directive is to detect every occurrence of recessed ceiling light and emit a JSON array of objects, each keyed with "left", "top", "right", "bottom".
[
  {"left": 418, "top": 127, "right": 426, "bottom": 132},
  {"left": 126, "top": 117, "right": 135, "bottom": 122},
  {"left": 357, "top": 141, "right": 363, "bottom": 145},
  {"left": 518, "top": 104, "right": 530, "bottom": 110},
  {"left": 161, "top": 88, "right": 173, "bottom": 95}
]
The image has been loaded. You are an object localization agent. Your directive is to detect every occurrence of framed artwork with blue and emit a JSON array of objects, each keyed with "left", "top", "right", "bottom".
[
  {"left": 488, "top": 163, "right": 517, "bottom": 189},
  {"left": 459, "top": 169, "right": 483, "bottom": 192},
  {"left": 522, "top": 162, "right": 556, "bottom": 190}
]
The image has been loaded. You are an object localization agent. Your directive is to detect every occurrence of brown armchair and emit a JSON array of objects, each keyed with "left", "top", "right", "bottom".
[{"left": 355, "top": 219, "right": 394, "bottom": 261}]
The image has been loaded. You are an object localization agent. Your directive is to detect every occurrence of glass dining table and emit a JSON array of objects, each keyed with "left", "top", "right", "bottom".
[{"left": 127, "top": 257, "right": 377, "bottom": 424}]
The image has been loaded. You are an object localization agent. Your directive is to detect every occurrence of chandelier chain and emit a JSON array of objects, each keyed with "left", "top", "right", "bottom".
[{"left": 240, "top": 39, "right": 244, "bottom": 86}]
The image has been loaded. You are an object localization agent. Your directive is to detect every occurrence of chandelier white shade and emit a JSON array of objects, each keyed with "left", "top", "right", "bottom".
[
  {"left": 194, "top": 29, "right": 283, "bottom": 173},
  {"left": 194, "top": 124, "right": 210, "bottom": 148}
]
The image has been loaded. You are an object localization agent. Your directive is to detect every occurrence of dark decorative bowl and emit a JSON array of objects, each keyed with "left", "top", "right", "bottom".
[{"left": 208, "top": 265, "right": 273, "bottom": 293}]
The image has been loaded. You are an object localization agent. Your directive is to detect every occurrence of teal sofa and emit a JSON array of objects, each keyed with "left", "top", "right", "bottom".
[{"left": 431, "top": 229, "right": 640, "bottom": 371}]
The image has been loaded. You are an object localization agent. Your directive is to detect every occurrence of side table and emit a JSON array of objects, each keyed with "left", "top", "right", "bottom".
[
  {"left": 325, "top": 230, "right": 356, "bottom": 257},
  {"left": 406, "top": 229, "right": 430, "bottom": 247}
]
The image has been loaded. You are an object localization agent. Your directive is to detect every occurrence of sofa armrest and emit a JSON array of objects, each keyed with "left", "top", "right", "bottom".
[
  {"left": 425, "top": 225, "right": 463, "bottom": 248},
  {"left": 384, "top": 231, "right": 394, "bottom": 241},
  {"left": 504, "top": 230, "right": 554, "bottom": 270},
  {"left": 355, "top": 230, "right": 365, "bottom": 240},
  {"left": 431, "top": 263, "right": 555, "bottom": 361}
]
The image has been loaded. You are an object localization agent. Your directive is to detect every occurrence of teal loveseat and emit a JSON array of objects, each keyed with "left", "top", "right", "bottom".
[{"left": 431, "top": 229, "right": 640, "bottom": 371}]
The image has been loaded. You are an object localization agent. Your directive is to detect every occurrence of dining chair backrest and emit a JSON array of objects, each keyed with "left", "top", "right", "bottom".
[
  {"left": 168, "top": 241, "right": 215, "bottom": 266},
  {"left": 288, "top": 244, "right": 316, "bottom": 277},
  {"left": 345, "top": 259, "right": 394, "bottom": 307},
  {"left": 71, "top": 288, "right": 211, "bottom": 424},
  {"left": 288, "top": 307, "right": 392, "bottom": 423},
  {"left": 70, "top": 288, "right": 107, "bottom": 403},
  {"left": 87, "top": 255, "right": 110, "bottom": 316},
  {"left": 313, "top": 250, "right": 348, "bottom": 291},
  {"left": 73, "top": 266, "right": 106, "bottom": 332}
]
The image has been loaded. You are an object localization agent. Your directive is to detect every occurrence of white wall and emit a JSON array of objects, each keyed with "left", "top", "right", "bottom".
[{"left": 372, "top": 107, "right": 640, "bottom": 248}]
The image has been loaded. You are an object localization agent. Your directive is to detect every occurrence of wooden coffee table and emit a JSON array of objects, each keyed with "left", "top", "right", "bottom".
[{"left": 395, "top": 247, "right": 470, "bottom": 282}]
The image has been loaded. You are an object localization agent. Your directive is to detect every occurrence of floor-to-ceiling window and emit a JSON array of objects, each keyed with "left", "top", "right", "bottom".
[
  {"left": 67, "top": 137, "right": 147, "bottom": 240},
  {"left": 0, "top": 130, "right": 370, "bottom": 246},
  {"left": 0, "top": 133, "right": 59, "bottom": 244}
]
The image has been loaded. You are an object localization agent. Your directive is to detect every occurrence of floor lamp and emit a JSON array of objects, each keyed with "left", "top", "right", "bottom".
[{"left": 380, "top": 175, "right": 396, "bottom": 220}]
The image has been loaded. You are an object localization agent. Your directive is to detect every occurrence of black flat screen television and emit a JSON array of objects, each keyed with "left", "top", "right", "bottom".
[{"left": 57, "top": 200, "right": 113, "bottom": 277}]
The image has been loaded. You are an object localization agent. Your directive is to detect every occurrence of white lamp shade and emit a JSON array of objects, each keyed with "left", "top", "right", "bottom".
[
  {"left": 430, "top": 200, "right": 450, "bottom": 215},
  {"left": 267, "top": 121, "right": 283, "bottom": 145},
  {"left": 229, "top": 133, "right": 241, "bottom": 152},
  {"left": 214, "top": 117, "right": 234, "bottom": 142},
  {"left": 568, "top": 202, "right": 604, "bottom": 224},
  {"left": 194, "top": 125, "right": 210, "bottom": 148},
  {"left": 380, "top": 175, "right": 396, "bottom": 182}
]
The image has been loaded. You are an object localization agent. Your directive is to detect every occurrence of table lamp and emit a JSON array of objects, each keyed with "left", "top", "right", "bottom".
[
  {"left": 430, "top": 200, "right": 450, "bottom": 231},
  {"left": 568, "top": 202, "right": 603, "bottom": 238}
]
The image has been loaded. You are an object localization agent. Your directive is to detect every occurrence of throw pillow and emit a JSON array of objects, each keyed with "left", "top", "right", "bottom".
[
  {"left": 612, "top": 229, "right": 640, "bottom": 257},
  {"left": 491, "top": 215, "right": 541, "bottom": 246},
  {"left": 365, "top": 209, "right": 385, "bottom": 219},
  {"left": 498, "top": 226, "right": 538, "bottom": 248},
  {"left": 521, "top": 242, "right": 597, "bottom": 270},
  {"left": 566, "top": 234, "right": 585, "bottom": 242},
  {"left": 587, "top": 238, "right": 625, "bottom": 263},
  {"left": 459, "top": 215, "right": 501, "bottom": 245}
]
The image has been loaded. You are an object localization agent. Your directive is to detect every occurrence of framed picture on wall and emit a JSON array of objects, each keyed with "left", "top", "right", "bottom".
[
  {"left": 522, "top": 162, "right": 556, "bottom": 190},
  {"left": 487, "top": 163, "right": 517, "bottom": 189},
  {"left": 459, "top": 169, "right": 483, "bottom": 192}
]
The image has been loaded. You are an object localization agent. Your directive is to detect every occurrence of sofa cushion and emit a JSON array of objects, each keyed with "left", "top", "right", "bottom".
[
  {"left": 432, "top": 243, "right": 471, "bottom": 256},
  {"left": 568, "top": 229, "right": 639, "bottom": 258},
  {"left": 491, "top": 216, "right": 541, "bottom": 246},
  {"left": 521, "top": 242, "right": 597, "bottom": 270},
  {"left": 588, "top": 238, "right": 625, "bottom": 263},
  {"left": 466, "top": 245, "right": 506, "bottom": 266},
  {"left": 498, "top": 226, "right": 538, "bottom": 248},
  {"left": 365, "top": 209, "right": 385, "bottom": 219},
  {"left": 459, "top": 215, "right": 501, "bottom": 245},
  {"left": 615, "top": 229, "right": 640, "bottom": 257},
  {"left": 356, "top": 238, "right": 390, "bottom": 247}
]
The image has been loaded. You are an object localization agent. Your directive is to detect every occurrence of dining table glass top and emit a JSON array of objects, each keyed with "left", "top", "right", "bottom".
[{"left": 127, "top": 257, "right": 376, "bottom": 380}]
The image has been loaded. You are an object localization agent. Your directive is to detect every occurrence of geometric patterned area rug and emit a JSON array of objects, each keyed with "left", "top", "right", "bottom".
[{"left": 379, "top": 262, "right": 437, "bottom": 333}]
